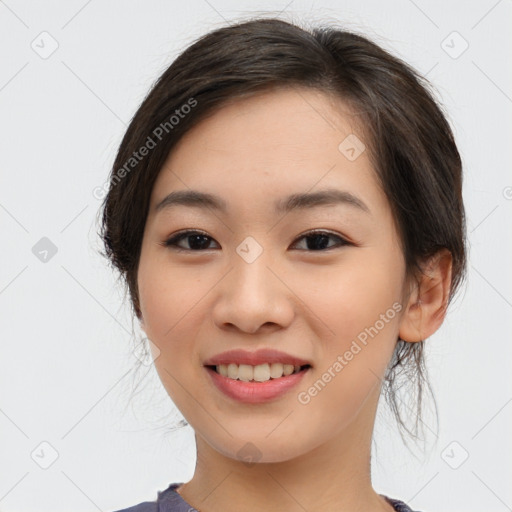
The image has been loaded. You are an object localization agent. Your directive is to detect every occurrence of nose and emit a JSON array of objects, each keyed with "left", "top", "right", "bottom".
[{"left": 211, "top": 247, "right": 295, "bottom": 335}]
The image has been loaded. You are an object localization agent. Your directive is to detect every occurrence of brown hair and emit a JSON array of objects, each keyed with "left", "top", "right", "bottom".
[{"left": 97, "top": 18, "right": 467, "bottom": 441}]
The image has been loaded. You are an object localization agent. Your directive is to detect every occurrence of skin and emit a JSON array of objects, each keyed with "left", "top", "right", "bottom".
[{"left": 137, "top": 87, "right": 452, "bottom": 512}]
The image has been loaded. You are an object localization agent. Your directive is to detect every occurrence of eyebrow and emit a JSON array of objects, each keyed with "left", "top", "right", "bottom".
[{"left": 154, "top": 188, "right": 370, "bottom": 215}]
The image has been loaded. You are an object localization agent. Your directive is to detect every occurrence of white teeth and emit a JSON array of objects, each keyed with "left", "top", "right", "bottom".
[
  {"left": 283, "top": 364, "right": 295, "bottom": 376},
  {"left": 215, "top": 362, "right": 305, "bottom": 381},
  {"left": 238, "top": 364, "right": 253, "bottom": 382},
  {"left": 253, "top": 363, "right": 270, "bottom": 382},
  {"left": 227, "top": 363, "right": 238, "bottom": 379},
  {"left": 270, "top": 363, "right": 284, "bottom": 379}
]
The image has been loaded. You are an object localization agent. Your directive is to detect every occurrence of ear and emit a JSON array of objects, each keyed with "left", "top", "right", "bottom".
[{"left": 399, "top": 249, "right": 453, "bottom": 342}]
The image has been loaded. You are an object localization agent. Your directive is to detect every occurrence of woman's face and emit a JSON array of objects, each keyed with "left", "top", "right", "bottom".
[{"left": 137, "top": 87, "right": 412, "bottom": 463}]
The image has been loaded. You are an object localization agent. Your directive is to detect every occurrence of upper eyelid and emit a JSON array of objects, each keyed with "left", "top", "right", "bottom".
[{"left": 164, "top": 229, "right": 349, "bottom": 249}]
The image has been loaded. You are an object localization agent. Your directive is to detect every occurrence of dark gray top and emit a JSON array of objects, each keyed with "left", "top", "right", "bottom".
[{"left": 112, "top": 482, "right": 420, "bottom": 511}]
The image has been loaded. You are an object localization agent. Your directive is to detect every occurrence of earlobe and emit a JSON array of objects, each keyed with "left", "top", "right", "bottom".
[{"left": 399, "top": 249, "right": 453, "bottom": 342}]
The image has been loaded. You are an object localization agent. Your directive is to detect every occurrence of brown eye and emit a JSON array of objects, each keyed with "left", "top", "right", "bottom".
[
  {"left": 162, "top": 229, "right": 351, "bottom": 253},
  {"left": 291, "top": 230, "right": 350, "bottom": 251},
  {"left": 163, "top": 230, "right": 219, "bottom": 251}
]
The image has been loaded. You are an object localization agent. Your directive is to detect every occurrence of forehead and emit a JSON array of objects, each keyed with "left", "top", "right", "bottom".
[{"left": 150, "top": 87, "right": 385, "bottom": 217}]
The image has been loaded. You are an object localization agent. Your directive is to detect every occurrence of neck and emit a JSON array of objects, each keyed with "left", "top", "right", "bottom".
[{"left": 177, "top": 391, "right": 394, "bottom": 512}]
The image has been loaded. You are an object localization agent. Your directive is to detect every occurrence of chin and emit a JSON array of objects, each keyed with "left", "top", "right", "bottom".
[{"left": 210, "top": 434, "right": 314, "bottom": 465}]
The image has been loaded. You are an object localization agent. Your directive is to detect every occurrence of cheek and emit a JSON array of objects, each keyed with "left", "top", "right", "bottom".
[
  {"left": 138, "top": 250, "right": 204, "bottom": 341},
  {"left": 292, "top": 266, "right": 401, "bottom": 436},
  {"left": 294, "top": 253, "right": 403, "bottom": 408},
  {"left": 296, "top": 253, "right": 404, "bottom": 346},
  {"left": 138, "top": 259, "right": 209, "bottom": 415}
]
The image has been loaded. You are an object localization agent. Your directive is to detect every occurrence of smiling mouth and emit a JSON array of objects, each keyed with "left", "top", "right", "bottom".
[{"left": 206, "top": 363, "right": 311, "bottom": 382}]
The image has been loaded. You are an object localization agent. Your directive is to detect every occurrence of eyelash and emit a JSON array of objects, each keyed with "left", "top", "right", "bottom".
[{"left": 161, "top": 229, "right": 352, "bottom": 252}]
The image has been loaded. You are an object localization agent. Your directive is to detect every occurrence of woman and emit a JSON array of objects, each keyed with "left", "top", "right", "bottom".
[{"left": 100, "top": 17, "right": 466, "bottom": 512}]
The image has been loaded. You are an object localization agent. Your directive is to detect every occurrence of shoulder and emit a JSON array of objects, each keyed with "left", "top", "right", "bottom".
[
  {"left": 113, "top": 486, "right": 420, "bottom": 512},
  {"left": 384, "top": 495, "right": 422, "bottom": 512},
  {"left": 111, "top": 482, "right": 194, "bottom": 512},
  {"left": 111, "top": 502, "right": 157, "bottom": 512}
]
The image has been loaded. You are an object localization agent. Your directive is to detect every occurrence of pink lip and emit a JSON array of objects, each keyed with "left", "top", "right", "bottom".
[
  {"left": 205, "top": 366, "right": 310, "bottom": 404},
  {"left": 203, "top": 348, "right": 311, "bottom": 367}
]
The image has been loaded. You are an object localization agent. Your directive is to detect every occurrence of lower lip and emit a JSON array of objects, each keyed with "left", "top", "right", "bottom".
[{"left": 205, "top": 366, "right": 310, "bottom": 404}]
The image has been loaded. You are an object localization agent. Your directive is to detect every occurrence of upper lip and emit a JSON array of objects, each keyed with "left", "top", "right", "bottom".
[{"left": 203, "top": 349, "right": 311, "bottom": 367}]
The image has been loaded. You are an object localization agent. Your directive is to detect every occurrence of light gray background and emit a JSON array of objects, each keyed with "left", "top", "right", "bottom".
[{"left": 1, "top": 1, "right": 511, "bottom": 511}]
